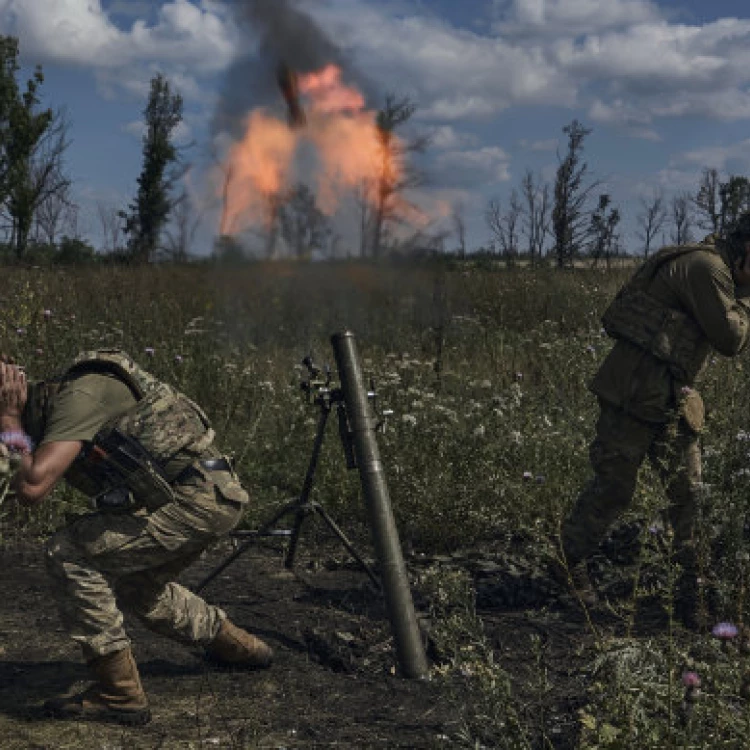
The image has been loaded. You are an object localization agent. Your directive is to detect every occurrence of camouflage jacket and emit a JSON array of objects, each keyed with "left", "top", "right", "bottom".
[{"left": 591, "top": 239, "right": 750, "bottom": 423}]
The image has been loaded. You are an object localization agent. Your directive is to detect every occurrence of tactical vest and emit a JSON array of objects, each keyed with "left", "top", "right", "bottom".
[
  {"left": 61, "top": 349, "right": 215, "bottom": 510},
  {"left": 600, "top": 244, "right": 714, "bottom": 385}
]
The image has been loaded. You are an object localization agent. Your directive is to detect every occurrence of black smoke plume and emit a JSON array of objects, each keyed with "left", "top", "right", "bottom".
[{"left": 213, "top": 0, "right": 375, "bottom": 138}]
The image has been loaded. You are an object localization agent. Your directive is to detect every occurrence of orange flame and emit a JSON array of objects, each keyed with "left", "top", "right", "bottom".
[
  {"left": 299, "top": 64, "right": 365, "bottom": 115},
  {"left": 220, "top": 111, "right": 297, "bottom": 234},
  {"left": 218, "top": 64, "right": 412, "bottom": 238}
]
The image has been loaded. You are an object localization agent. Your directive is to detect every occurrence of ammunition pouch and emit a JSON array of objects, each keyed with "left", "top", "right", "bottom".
[
  {"left": 82, "top": 427, "right": 175, "bottom": 513},
  {"left": 601, "top": 289, "right": 709, "bottom": 384}
]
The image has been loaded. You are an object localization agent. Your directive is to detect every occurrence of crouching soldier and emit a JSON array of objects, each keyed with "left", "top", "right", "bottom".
[
  {"left": 557, "top": 217, "right": 750, "bottom": 628},
  {"left": 0, "top": 349, "right": 273, "bottom": 725}
]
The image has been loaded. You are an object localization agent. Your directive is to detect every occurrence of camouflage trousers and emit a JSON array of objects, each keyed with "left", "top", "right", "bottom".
[
  {"left": 45, "top": 465, "right": 248, "bottom": 660},
  {"left": 561, "top": 400, "right": 702, "bottom": 565}
]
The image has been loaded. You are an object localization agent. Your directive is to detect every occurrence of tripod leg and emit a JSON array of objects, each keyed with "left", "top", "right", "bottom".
[
  {"left": 284, "top": 506, "right": 310, "bottom": 570},
  {"left": 312, "top": 502, "right": 381, "bottom": 589},
  {"left": 194, "top": 536, "right": 256, "bottom": 593},
  {"left": 195, "top": 496, "right": 303, "bottom": 593},
  {"left": 193, "top": 404, "right": 333, "bottom": 591}
]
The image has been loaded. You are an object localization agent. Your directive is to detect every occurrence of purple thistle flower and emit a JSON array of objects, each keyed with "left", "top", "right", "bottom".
[
  {"left": 712, "top": 622, "right": 739, "bottom": 640},
  {"left": 682, "top": 671, "right": 701, "bottom": 688}
]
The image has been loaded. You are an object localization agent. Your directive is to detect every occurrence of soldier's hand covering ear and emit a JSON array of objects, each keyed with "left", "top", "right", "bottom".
[{"left": 0, "top": 363, "right": 28, "bottom": 418}]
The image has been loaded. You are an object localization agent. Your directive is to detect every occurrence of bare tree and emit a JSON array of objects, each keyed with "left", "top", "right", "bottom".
[
  {"left": 671, "top": 191, "right": 693, "bottom": 245},
  {"left": 6, "top": 108, "right": 71, "bottom": 258},
  {"left": 694, "top": 167, "right": 721, "bottom": 236},
  {"left": 368, "top": 94, "right": 430, "bottom": 259},
  {"left": 520, "top": 169, "right": 551, "bottom": 266},
  {"left": 96, "top": 200, "right": 124, "bottom": 254},
  {"left": 355, "top": 178, "right": 372, "bottom": 258},
  {"left": 162, "top": 190, "right": 202, "bottom": 261},
  {"left": 218, "top": 161, "right": 234, "bottom": 237},
  {"left": 587, "top": 193, "right": 621, "bottom": 269},
  {"left": 34, "top": 181, "right": 75, "bottom": 246},
  {"left": 452, "top": 201, "right": 466, "bottom": 255},
  {"left": 278, "top": 182, "right": 332, "bottom": 259},
  {"left": 636, "top": 189, "right": 667, "bottom": 257},
  {"left": 486, "top": 190, "right": 522, "bottom": 266}
]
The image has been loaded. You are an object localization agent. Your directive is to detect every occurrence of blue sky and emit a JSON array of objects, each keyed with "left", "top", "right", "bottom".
[{"left": 2, "top": 0, "right": 750, "bottom": 256}]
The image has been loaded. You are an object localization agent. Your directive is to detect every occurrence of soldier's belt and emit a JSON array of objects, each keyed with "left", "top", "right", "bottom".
[
  {"left": 199, "top": 457, "right": 232, "bottom": 473},
  {"left": 172, "top": 456, "right": 233, "bottom": 484}
]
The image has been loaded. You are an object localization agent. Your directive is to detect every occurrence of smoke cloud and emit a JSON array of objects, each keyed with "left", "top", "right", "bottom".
[{"left": 213, "top": 0, "right": 376, "bottom": 138}]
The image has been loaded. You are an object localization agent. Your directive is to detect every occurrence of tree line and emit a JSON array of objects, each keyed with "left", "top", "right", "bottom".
[
  {"left": 0, "top": 35, "right": 184, "bottom": 264},
  {"left": 2, "top": 34, "right": 747, "bottom": 266},
  {"left": 481, "top": 120, "right": 750, "bottom": 268}
]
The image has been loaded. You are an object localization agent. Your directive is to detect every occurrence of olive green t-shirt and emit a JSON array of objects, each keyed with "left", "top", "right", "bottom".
[{"left": 41, "top": 372, "right": 137, "bottom": 444}]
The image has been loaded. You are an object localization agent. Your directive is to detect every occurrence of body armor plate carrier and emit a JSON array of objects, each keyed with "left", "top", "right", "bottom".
[
  {"left": 62, "top": 349, "right": 216, "bottom": 511},
  {"left": 600, "top": 245, "right": 712, "bottom": 385}
]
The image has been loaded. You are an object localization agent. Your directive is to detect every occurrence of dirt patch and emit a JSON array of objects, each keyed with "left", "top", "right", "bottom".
[
  {"left": 0, "top": 525, "right": 677, "bottom": 749},
  {"left": 0, "top": 538, "right": 459, "bottom": 750}
]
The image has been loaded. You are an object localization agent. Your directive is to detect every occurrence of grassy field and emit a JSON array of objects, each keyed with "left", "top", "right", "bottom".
[{"left": 3, "top": 259, "right": 750, "bottom": 748}]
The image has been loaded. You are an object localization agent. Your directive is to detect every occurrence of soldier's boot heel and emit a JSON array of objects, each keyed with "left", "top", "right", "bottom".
[{"left": 45, "top": 647, "right": 151, "bottom": 725}]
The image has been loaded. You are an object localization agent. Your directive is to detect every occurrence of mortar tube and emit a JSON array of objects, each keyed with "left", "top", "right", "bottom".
[{"left": 331, "top": 331, "right": 429, "bottom": 679}]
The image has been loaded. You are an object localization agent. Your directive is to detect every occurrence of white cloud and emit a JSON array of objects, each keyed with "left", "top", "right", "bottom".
[
  {"left": 0, "top": 0, "right": 239, "bottom": 101},
  {"left": 308, "top": 1, "right": 578, "bottom": 119},
  {"left": 673, "top": 139, "right": 750, "bottom": 173},
  {"left": 493, "top": 0, "right": 662, "bottom": 36},
  {"left": 431, "top": 146, "right": 512, "bottom": 188},
  {"left": 588, "top": 99, "right": 661, "bottom": 140},
  {"left": 308, "top": 0, "right": 750, "bottom": 136},
  {"left": 428, "top": 126, "right": 480, "bottom": 151}
]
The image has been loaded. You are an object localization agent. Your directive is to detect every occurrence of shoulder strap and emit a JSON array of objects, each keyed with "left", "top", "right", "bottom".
[
  {"left": 64, "top": 349, "right": 159, "bottom": 399},
  {"left": 645, "top": 244, "right": 706, "bottom": 279}
]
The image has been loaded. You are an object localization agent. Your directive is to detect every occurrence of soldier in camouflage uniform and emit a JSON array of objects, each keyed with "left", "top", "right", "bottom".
[
  {"left": 0, "top": 350, "right": 273, "bottom": 725},
  {"left": 557, "top": 217, "right": 750, "bottom": 627}
]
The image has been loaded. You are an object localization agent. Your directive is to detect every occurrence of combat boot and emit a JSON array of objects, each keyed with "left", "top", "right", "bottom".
[
  {"left": 550, "top": 558, "right": 599, "bottom": 607},
  {"left": 206, "top": 619, "right": 274, "bottom": 669},
  {"left": 45, "top": 647, "right": 151, "bottom": 725}
]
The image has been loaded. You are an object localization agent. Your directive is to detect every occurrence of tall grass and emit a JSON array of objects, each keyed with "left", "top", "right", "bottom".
[{"left": 4, "top": 259, "right": 750, "bottom": 746}]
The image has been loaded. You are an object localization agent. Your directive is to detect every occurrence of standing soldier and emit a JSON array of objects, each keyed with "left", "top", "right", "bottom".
[
  {"left": 557, "top": 217, "right": 750, "bottom": 628},
  {"left": 0, "top": 349, "right": 273, "bottom": 725}
]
